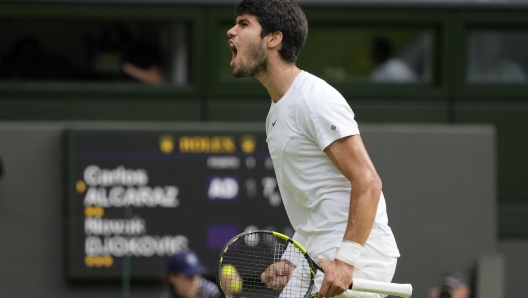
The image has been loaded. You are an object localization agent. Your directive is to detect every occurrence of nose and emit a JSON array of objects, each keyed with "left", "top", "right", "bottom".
[{"left": 227, "top": 25, "right": 236, "bottom": 38}]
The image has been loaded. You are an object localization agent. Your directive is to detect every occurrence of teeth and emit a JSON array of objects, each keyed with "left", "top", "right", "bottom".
[{"left": 230, "top": 42, "right": 236, "bottom": 50}]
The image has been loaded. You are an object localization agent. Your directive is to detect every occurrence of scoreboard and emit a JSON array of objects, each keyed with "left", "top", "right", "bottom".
[{"left": 66, "top": 124, "right": 292, "bottom": 280}]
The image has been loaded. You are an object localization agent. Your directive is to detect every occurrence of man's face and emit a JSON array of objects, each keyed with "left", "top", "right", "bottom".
[
  {"left": 168, "top": 274, "right": 201, "bottom": 298},
  {"left": 227, "top": 14, "right": 268, "bottom": 78}
]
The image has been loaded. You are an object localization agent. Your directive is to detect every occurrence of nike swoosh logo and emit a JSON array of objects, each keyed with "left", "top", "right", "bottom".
[{"left": 272, "top": 120, "right": 277, "bottom": 126}]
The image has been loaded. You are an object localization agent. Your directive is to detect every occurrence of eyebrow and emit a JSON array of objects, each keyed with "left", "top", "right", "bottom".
[{"left": 235, "top": 18, "right": 250, "bottom": 25}]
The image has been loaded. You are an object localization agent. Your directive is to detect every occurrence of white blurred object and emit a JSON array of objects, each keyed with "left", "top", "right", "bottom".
[{"left": 370, "top": 58, "right": 418, "bottom": 83}]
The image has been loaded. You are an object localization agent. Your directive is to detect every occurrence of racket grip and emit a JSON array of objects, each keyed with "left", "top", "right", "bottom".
[{"left": 350, "top": 279, "right": 413, "bottom": 298}]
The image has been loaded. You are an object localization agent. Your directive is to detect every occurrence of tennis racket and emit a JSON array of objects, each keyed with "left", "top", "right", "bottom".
[{"left": 216, "top": 230, "right": 412, "bottom": 298}]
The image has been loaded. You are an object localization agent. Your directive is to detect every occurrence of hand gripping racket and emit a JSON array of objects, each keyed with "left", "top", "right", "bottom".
[{"left": 216, "top": 230, "right": 412, "bottom": 298}]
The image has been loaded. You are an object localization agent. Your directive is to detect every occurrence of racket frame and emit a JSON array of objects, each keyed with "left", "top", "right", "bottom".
[
  {"left": 216, "top": 230, "right": 412, "bottom": 298},
  {"left": 216, "top": 230, "right": 319, "bottom": 298}
]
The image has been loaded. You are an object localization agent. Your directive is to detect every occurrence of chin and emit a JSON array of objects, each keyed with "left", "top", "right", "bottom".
[
  {"left": 233, "top": 72, "right": 242, "bottom": 78},
  {"left": 233, "top": 70, "right": 245, "bottom": 78}
]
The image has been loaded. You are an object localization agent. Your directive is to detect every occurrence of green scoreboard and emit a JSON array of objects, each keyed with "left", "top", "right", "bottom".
[{"left": 66, "top": 124, "right": 292, "bottom": 280}]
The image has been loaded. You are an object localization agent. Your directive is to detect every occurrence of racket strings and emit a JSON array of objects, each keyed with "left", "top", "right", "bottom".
[{"left": 220, "top": 233, "right": 313, "bottom": 298}]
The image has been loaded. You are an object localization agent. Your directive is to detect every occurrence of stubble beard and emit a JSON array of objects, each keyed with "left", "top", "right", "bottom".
[{"left": 233, "top": 39, "right": 268, "bottom": 78}]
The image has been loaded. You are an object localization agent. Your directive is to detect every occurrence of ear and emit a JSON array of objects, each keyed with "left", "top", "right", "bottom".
[{"left": 266, "top": 31, "right": 283, "bottom": 49}]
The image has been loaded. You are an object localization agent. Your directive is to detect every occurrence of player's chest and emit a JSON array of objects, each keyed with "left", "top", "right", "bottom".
[{"left": 266, "top": 109, "right": 298, "bottom": 178}]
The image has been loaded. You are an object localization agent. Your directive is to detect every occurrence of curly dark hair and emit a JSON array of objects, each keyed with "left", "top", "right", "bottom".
[{"left": 236, "top": 0, "right": 308, "bottom": 64}]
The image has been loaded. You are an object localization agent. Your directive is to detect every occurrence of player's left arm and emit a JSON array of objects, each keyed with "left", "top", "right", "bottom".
[{"left": 317, "top": 134, "right": 382, "bottom": 298}]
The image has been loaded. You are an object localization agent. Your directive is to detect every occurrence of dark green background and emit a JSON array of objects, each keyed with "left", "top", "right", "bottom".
[{"left": 1, "top": 2, "right": 527, "bottom": 236}]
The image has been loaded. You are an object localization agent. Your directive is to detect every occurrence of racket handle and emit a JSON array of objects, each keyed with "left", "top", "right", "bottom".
[
  {"left": 313, "top": 260, "right": 412, "bottom": 297},
  {"left": 350, "top": 279, "right": 413, "bottom": 298}
]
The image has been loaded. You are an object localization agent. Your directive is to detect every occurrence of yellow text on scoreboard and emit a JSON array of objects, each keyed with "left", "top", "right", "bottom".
[{"left": 179, "top": 136, "right": 236, "bottom": 153}]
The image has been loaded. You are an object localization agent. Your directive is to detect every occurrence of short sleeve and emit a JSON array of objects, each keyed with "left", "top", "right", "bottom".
[{"left": 296, "top": 89, "right": 359, "bottom": 151}]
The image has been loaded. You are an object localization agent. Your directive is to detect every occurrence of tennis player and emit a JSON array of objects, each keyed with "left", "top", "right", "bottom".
[{"left": 227, "top": 1, "right": 400, "bottom": 297}]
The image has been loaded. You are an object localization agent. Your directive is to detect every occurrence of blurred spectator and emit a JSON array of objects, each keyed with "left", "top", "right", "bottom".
[
  {"left": 2, "top": 36, "right": 72, "bottom": 81},
  {"left": 8, "top": 36, "right": 46, "bottom": 81},
  {"left": 467, "top": 31, "right": 526, "bottom": 83},
  {"left": 85, "top": 22, "right": 164, "bottom": 84},
  {"left": 119, "top": 22, "right": 164, "bottom": 85},
  {"left": 160, "top": 250, "right": 220, "bottom": 298},
  {"left": 86, "top": 25, "right": 123, "bottom": 79},
  {"left": 370, "top": 36, "right": 418, "bottom": 83},
  {"left": 427, "top": 270, "right": 471, "bottom": 298}
]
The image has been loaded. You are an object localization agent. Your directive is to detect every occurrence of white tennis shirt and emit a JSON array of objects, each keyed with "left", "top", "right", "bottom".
[{"left": 266, "top": 71, "right": 400, "bottom": 258}]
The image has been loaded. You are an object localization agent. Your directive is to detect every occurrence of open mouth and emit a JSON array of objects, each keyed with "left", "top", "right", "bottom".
[{"left": 229, "top": 41, "right": 238, "bottom": 65}]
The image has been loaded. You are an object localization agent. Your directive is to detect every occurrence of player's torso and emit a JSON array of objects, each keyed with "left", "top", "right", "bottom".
[
  {"left": 265, "top": 100, "right": 294, "bottom": 184},
  {"left": 265, "top": 72, "right": 400, "bottom": 257},
  {"left": 265, "top": 84, "right": 350, "bottom": 227}
]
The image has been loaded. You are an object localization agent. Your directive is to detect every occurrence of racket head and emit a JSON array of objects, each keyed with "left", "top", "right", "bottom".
[{"left": 216, "top": 230, "right": 318, "bottom": 298}]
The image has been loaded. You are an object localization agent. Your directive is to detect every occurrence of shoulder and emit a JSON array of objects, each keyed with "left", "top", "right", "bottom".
[
  {"left": 294, "top": 72, "right": 348, "bottom": 109},
  {"left": 199, "top": 278, "right": 220, "bottom": 297},
  {"left": 294, "top": 72, "right": 341, "bottom": 97},
  {"left": 292, "top": 72, "right": 357, "bottom": 142}
]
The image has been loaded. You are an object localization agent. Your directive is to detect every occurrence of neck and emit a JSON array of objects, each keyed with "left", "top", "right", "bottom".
[{"left": 255, "top": 61, "right": 302, "bottom": 103}]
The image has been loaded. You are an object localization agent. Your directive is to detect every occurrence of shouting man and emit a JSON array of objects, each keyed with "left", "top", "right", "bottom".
[{"left": 227, "top": 1, "right": 400, "bottom": 297}]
